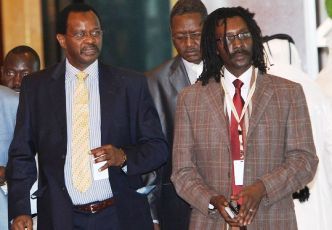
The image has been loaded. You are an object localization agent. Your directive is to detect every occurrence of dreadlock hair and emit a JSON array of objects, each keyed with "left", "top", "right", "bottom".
[{"left": 199, "top": 6, "right": 267, "bottom": 85}]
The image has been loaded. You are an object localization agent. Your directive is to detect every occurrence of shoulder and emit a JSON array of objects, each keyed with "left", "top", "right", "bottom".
[
  {"left": 262, "top": 73, "right": 302, "bottom": 91},
  {"left": 178, "top": 80, "right": 212, "bottom": 103},
  {"left": 0, "top": 85, "right": 18, "bottom": 98},
  {"left": 145, "top": 56, "right": 182, "bottom": 80},
  {"left": 100, "top": 63, "right": 147, "bottom": 88},
  {"left": 0, "top": 85, "right": 19, "bottom": 105}
]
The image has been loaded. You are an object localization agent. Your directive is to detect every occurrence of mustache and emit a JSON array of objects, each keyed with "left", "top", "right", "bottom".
[
  {"left": 185, "top": 48, "right": 200, "bottom": 53},
  {"left": 230, "top": 49, "right": 250, "bottom": 58},
  {"left": 80, "top": 44, "right": 100, "bottom": 54}
]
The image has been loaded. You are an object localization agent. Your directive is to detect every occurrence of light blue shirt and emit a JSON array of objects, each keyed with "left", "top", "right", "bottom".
[
  {"left": 0, "top": 85, "right": 18, "bottom": 166},
  {"left": 64, "top": 59, "right": 113, "bottom": 205}
]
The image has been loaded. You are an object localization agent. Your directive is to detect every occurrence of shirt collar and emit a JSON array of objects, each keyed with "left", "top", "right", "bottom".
[
  {"left": 224, "top": 66, "right": 253, "bottom": 91},
  {"left": 65, "top": 59, "right": 99, "bottom": 81},
  {"left": 182, "top": 58, "right": 203, "bottom": 73}
]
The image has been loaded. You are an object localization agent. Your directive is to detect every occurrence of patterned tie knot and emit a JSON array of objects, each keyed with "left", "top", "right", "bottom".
[
  {"left": 76, "top": 71, "right": 88, "bottom": 82},
  {"left": 233, "top": 79, "right": 244, "bottom": 90}
]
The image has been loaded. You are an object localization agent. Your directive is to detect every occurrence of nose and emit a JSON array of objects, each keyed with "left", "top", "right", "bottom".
[
  {"left": 185, "top": 36, "right": 194, "bottom": 47},
  {"left": 231, "top": 37, "right": 244, "bottom": 49},
  {"left": 13, "top": 73, "right": 22, "bottom": 88}
]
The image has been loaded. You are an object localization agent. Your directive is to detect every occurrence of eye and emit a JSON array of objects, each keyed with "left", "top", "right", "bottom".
[
  {"left": 6, "top": 71, "right": 15, "bottom": 76},
  {"left": 22, "top": 72, "right": 30, "bottom": 77},
  {"left": 91, "top": 30, "right": 102, "bottom": 37},
  {"left": 73, "top": 31, "right": 86, "bottom": 39},
  {"left": 173, "top": 34, "right": 185, "bottom": 41}
]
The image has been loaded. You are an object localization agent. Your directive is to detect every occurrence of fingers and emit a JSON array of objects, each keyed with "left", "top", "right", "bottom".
[
  {"left": 98, "top": 162, "right": 109, "bottom": 172},
  {"left": 91, "top": 145, "right": 125, "bottom": 170},
  {"left": 12, "top": 215, "right": 33, "bottom": 230}
]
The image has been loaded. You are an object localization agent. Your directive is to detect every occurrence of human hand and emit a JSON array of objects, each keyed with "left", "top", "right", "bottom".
[
  {"left": 153, "top": 223, "right": 160, "bottom": 230},
  {"left": 91, "top": 145, "right": 127, "bottom": 171},
  {"left": 11, "top": 215, "right": 33, "bottom": 230},
  {"left": 210, "top": 195, "right": 241, "bottom": 227},
  {"left": 0, "top": 166, "right": 5, "bottom": 186},
  {"left": 231, "top": 180, "right": 266, "bottom": 226}
]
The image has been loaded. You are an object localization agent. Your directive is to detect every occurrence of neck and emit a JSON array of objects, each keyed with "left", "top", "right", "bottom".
[{"left": 226, "top": 66, "right": 251, "bottom": 78}]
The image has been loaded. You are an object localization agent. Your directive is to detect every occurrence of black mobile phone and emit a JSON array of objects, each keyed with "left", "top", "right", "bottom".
[{"left": 225, "top": 200, "right": 240, "bottom": 219}]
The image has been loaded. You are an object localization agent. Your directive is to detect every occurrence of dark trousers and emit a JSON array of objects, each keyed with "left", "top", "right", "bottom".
[
  {"left": 160, "top": 183, "right": 191, "bottom": 230},
  {"left": 73, "top": 206, "right": 120, "bottom": 230}
]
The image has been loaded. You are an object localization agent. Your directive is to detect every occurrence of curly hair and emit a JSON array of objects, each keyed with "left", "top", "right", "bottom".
[{"left": 199, "top": 7, "right": 267, "bottom": 85}]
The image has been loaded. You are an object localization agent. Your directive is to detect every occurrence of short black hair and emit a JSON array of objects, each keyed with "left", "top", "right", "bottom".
[
  {"left": 199, "top": 6, "right": 267, "bottom": 85},
  {"left": 170, "top": 0, "right": 208, "bottom": 26},
  {"left": 56, "top": 3, "right": 101, "bottom": 34},
  {"left": 5, "top": 45, "right": 40, "bottom": 70}
]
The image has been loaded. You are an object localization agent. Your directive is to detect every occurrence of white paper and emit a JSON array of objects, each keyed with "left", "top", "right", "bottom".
[
  {"left": 92, "top": 160, "right": 109, "bottom": 180},
  {"left": 233, "top": 160, "right": 244, "bottom": 185}
]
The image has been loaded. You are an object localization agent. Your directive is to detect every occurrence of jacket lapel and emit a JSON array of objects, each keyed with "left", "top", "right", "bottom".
[
  {"left": 246, "top": 73, "right": 274, "bottom": 139},
  {"left": 169, "top": 56, "right": 191, "bottom": 93},
  {"left": 205, "top": 80, "right": 230, "bottom": 147},
  {"left": 98, "top": 62, "right": 122, "bottom": 145},
  {"left": 49, "top": 61, "right": 67, "bottom": 137}
]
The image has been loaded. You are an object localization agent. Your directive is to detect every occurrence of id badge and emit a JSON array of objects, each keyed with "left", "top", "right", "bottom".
[{"left": 233, "top": 160, "right": 244, "bottom": 185}]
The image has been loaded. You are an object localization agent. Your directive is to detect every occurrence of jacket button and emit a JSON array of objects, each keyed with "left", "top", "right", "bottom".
[{"left": 61, "top": 155, "right": 65, "bottom": 159}]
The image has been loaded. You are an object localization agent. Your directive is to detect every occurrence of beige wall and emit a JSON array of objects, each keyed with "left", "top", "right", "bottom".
[{"left": 1, "top": 0, "right": 44, "bottom": 67}]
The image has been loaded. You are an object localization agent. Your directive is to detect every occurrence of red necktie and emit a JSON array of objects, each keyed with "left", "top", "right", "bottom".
[{"left": 230, "top": 79, "right": 244, "bottom": 203}]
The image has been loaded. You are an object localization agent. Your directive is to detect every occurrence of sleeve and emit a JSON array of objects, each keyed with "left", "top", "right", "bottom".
[
  {"left": 122, "top": 77, "right": 169, "bottom": 175},
  {"left": 260, "top": 84, "right": 319, "bottom": 206},
  {"left": 0, "top": 92, "right": 19, "bottom": 166},
  {"left": 171, "top": 91, "right": 219, "bottom": 216},
  {"left": 6, "top": 79, "right": 37, "bottom": 219}
]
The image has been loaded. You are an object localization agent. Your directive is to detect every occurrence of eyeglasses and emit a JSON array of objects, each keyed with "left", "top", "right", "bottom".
[
  {"left": 172, "top": 32, "right": 201, "bottom": 42},
  {"left": 216, "top": 32, "right": 251, "bottom": 43},
  {"left": 66, "top": 29, "right": 103, "bottom": 40}
]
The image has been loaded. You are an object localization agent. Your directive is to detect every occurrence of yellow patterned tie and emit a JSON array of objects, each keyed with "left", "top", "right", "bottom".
[{"left": 71, "top": 71, "right": 92, "bottom": 192}]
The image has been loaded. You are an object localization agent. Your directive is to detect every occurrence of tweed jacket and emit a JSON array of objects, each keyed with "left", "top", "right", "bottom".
[{"left": 171, "top": 73, "right": 318, "bottom": 230}]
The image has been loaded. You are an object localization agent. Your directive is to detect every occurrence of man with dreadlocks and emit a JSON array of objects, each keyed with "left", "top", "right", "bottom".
[{"left": 171, "top": 6, "right": 318, "bottom": 230}]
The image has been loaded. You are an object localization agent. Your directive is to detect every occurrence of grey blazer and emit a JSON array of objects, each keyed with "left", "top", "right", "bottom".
[{"left": 146, "top": 56, "right": 191, "bottom": 183}]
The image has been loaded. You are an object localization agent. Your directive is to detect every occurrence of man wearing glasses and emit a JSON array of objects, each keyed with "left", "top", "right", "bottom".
[
  {"left": 171, "top": 7, "right": 318, "bottom": 230},
  {"left": 7, "top": 3, "right": 168, "bottom": 230},
  {"left": 145, "top": 1, "right": 207, "bottom": 229}
]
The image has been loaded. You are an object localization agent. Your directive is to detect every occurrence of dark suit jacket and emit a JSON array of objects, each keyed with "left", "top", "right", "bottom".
[
  {"left": 171, "top": 73, "right": 318, "bottom": 229},
  {"left": 146, "top": 56, "right": 190, "bottom": 183},
  {"left": 7, "top": 61, "right": 168, "bottom": 230}
]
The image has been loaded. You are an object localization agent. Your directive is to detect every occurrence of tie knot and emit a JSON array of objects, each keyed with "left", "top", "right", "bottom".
[
  {"left": 76, "top": 71, "right": 88, "bottom": 81},
  {"left": 233, "top": 79, "right": 243, "bottom": 89}
]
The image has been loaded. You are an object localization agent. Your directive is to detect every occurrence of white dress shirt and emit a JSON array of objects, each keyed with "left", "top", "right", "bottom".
[
  {"left": 182, "top": 58, "right": 203, "bottom": 85},
  {"left": 64, "top": 59, "right": 113, "bottom": 205}
]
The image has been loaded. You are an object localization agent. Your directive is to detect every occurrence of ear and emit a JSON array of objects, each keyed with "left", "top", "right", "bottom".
[{"left": 56, "top": 34, "right": 66, "bottom": 49}]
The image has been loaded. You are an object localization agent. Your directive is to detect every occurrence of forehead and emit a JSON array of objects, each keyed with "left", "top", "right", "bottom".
[
  {"left": 67, "top": 11, "right": 100, "bottom": 30},
  {"left": 171, "top": 13, "right": 203, "bottom": 32},
  {"left": 4, "top": 53, "right": 35, "bottom": 69},
  {"left": 215, "top": 16, "right": 249, "bottom": 34}
]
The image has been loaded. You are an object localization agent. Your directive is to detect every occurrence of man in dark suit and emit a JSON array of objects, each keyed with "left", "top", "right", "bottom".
[
  {"left": 145, "top": 0, "right": 207, "bottom": 229},
  {"left": 7, "top": 3, "right": 168, "bottom": 230},
  {"left": 171, "top": 7, "right": 318, "bottom": 229}
]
